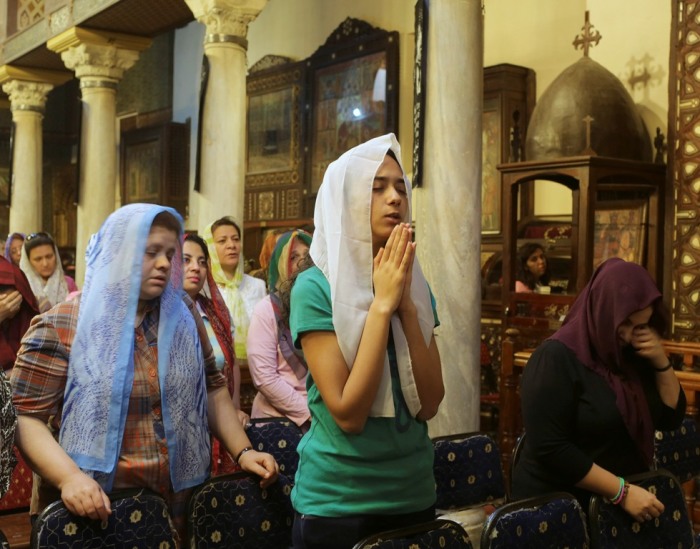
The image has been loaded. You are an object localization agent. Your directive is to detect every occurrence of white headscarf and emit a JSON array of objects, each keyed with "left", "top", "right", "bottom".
[
  {"left": 19, "top": 237, "right": 69, "bottom": 312},
  {"left": 311, "top": 133, "right": 435, "bottom": 418}
]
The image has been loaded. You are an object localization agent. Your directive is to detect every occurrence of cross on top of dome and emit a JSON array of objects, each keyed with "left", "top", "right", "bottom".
[{"left": 573, "top": 11, "right": 602, "bottom": 57}]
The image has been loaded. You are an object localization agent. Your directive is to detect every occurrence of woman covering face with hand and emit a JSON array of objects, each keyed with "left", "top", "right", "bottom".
[{"left": 512, "top": 258, "right": 685, "bottom": 524}]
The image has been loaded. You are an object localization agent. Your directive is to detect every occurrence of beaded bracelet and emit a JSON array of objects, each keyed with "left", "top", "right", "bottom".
[{"left": 235, "top": 446, "right": 253, "bottom": 464}]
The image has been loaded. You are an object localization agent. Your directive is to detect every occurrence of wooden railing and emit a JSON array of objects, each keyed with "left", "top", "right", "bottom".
[{"left": 498, "top": 331, "right": 700, "bottom": 530}]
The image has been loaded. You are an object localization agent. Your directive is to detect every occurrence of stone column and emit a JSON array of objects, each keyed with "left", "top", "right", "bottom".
[
  {"left": 0, "top": 67, "right": 71, "bottom": 234},
  {"left": 185, "top": 0, "right": 267, "bottom": 229},
  {"left": 416, "top": 0, "right": 483, "bottom": 436},
  {"left": 48, "top": 28, "right": 151, "bottom": 284}
]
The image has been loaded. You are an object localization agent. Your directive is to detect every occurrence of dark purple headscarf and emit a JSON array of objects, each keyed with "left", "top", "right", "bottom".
[{"left": 550, "top": 258, "right": 665, "bottom": 465}]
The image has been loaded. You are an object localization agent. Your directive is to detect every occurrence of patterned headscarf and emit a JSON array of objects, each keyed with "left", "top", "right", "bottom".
[
  {"left": 0, "top": 256, "right": 39, "bottom": 370},
  {"left": 203, "top": 218, "right": 249, "bottom": 359},
  {"left": 550, "top": 258, "right": 665, "bottom": 465},
  {"left": 310, "top": 133, "right": 435, "bottom": 418},
  {"left": 19, "top": 234, "right": 70, "bottom": 313},
  {"left": 184, "top": 233, "right": 236, "bottom": 398},
  {"left": 60, "top": 204, "right": 210, "bottom": 492},
  {"left": 268, "top": 230, "right": 313, "bottom": 292}
]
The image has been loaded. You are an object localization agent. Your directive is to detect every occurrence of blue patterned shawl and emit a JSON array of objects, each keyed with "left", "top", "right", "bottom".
[{"left": 59, "top": 204, "right": 210, "bottom": 492}]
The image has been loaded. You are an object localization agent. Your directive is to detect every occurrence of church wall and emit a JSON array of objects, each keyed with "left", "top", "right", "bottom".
[
  {"left": 247, "top": 0, "right": 416, "bottom": 161},
  {"left": 173, "top": 0, "right": 670, "bottom": 228},
  {"left": 173, "top": 0, "right": 416, "bottom": 231}
]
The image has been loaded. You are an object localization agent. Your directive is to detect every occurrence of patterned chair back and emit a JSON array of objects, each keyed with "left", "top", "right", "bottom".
[
  {"left": 187, "top": 471, "right": 294, "bottom": 549},
  {"left": 481, "top": 492, "right": 589, "bottom": 549},
  {"left": 30, "top": 488, "right": 177, "bottom": 549},
  {"left": 245, "top": 417, "right": 303, "bottom": 478},
  {"left": 588, "top": 469, "right": 695, "bottom": 549},
  {"left": 654, "top": 416, "right": 700, "bottom": 483},
  {"left": 432, "top": 432, "right": 506, "bottom": 510},
  {"left": 351, "top": 519, "right": 472, "bottom": 549}
]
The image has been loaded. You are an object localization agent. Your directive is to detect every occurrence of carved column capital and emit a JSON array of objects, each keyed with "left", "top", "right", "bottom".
[
  {"left": 2, "top": 80, "right": 54, "bottom": 113},
  {"left": 0, "top": 66, "right": 71, "bottom": 113},
  {"left": 47, "top": 27, "right": 151, "bottom": 83},
  {"left": 60, "top": 43, "right": 140, "bottom": 83},
  {"left": 185, "top": 0, "right": 267, "bottom": 45}
]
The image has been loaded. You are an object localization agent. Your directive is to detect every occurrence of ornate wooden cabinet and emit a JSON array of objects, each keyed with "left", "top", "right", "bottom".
[{"left": 120, "top": 121, "right": 190, "bottom": 218}]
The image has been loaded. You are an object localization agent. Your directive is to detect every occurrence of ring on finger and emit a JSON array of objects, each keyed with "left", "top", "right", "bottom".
[{"left": 644, "top": 513, "right": 652, "bottom": 521}]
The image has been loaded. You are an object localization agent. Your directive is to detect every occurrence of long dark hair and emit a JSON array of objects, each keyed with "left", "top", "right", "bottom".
[
  {"left": 184, "top": 233, "right": 209, "bottom": 262},
  {"left": 516, "top": 243, "right": 550, "bottom": 290}
]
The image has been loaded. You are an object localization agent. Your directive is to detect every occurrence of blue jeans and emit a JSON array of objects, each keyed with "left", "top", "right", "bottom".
[{"left": 292, "top": 506, "right": 435, "bottom": 549}]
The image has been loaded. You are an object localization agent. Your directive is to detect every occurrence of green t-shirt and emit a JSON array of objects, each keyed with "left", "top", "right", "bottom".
[{"left": 289, "top": 266, "right": 438, "bottom": 516}]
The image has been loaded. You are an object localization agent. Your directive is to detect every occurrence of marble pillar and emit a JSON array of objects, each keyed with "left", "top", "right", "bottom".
[
  {"left": 185, "top": 0, "right": 267, "bottom": 230},
  {"left": 48, "top": 28, "right": 151, "bottom": 284},
  {"left": 417, "top": 0, "right": 483, "bottom": 436},
  {"left": 0, "top": 67, "right": 70, "bottom": 235}
]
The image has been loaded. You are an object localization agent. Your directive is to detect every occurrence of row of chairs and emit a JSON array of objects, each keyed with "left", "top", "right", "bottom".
[
  {"left": 19, "top": 415, "right": 700, "bottom": 547},
  {"left": 27, "top": 469, "right": 693, "bottom": 548}
]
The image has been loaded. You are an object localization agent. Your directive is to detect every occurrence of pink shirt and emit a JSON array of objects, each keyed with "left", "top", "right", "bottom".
[
  {"left": 247, "top": 295, "right": 310, "bottom": 427},
  {"left": 515, "top": 280, "right": 533, "bottom": 293}
]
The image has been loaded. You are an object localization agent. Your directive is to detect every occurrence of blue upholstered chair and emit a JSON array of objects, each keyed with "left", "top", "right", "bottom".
[
  {"left": 351, "top": 519, "right": 472, "bottom": 549},
  {"left": 245, "top": 417, "right": 303, "bottom": 478},
  {"left": 654, "top": 416, "right": 700, "bottom": 483},
  {"left": 30, "top": 488, "right": 177, "bottom": 549},
  {"left": 187, "top": 471, "right": 294, "bottom": 549},
  {"left": 481, "top": 492, "right": 589, "bottom": 549},
  {"left": 432, "top": 432, "right": 506, "bottom": 511},
  {"left": 588, "top": 469, "right": 695, "bottom": 549}
]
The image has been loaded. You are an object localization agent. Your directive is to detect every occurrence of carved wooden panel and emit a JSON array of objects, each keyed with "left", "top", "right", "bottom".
[{"left": 670, "top": 0, "right": 700, "bottom": 341}]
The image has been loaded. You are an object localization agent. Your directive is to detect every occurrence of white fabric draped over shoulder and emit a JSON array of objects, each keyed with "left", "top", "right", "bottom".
[{"left": 310, "top": 133, "right": 435, "bottom": 418}]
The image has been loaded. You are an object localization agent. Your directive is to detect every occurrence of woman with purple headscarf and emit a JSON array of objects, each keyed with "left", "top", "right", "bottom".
[{"left": 512, "top": 258, "right": 685, "bottom": 523}]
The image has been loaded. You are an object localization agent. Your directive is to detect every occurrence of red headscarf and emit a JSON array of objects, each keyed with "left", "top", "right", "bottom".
[
  {"left": 197, "top": 268, "right": 236, "bottom": 398},
  {"left": 0, "top": 256, "right": 39, "bottom": 370},
  {"left": 550, "top": 258, "right": 664, "bottom": 465}
]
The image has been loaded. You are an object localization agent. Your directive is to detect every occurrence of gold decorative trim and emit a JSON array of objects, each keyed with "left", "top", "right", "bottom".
[
  {"left": 204, "top": 34, "right": 247, "bottom": 48},
  {"left": 80, "top": 79, "right": 118, "bottom": 90}
]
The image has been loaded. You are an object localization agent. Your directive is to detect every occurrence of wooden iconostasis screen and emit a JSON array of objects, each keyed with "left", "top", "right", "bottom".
[{"left": 669, "top": 0, "right": 700, "bottom": 342}]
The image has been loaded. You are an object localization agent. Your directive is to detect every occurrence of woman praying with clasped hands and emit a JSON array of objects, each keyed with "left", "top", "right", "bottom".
[{"left": 286, "top": 134, "right": 444, "bottom": 549}]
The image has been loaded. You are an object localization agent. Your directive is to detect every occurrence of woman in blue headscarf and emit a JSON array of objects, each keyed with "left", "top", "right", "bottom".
[{"left": 11, "top": 204, "right": 278, "bottom": 543}]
